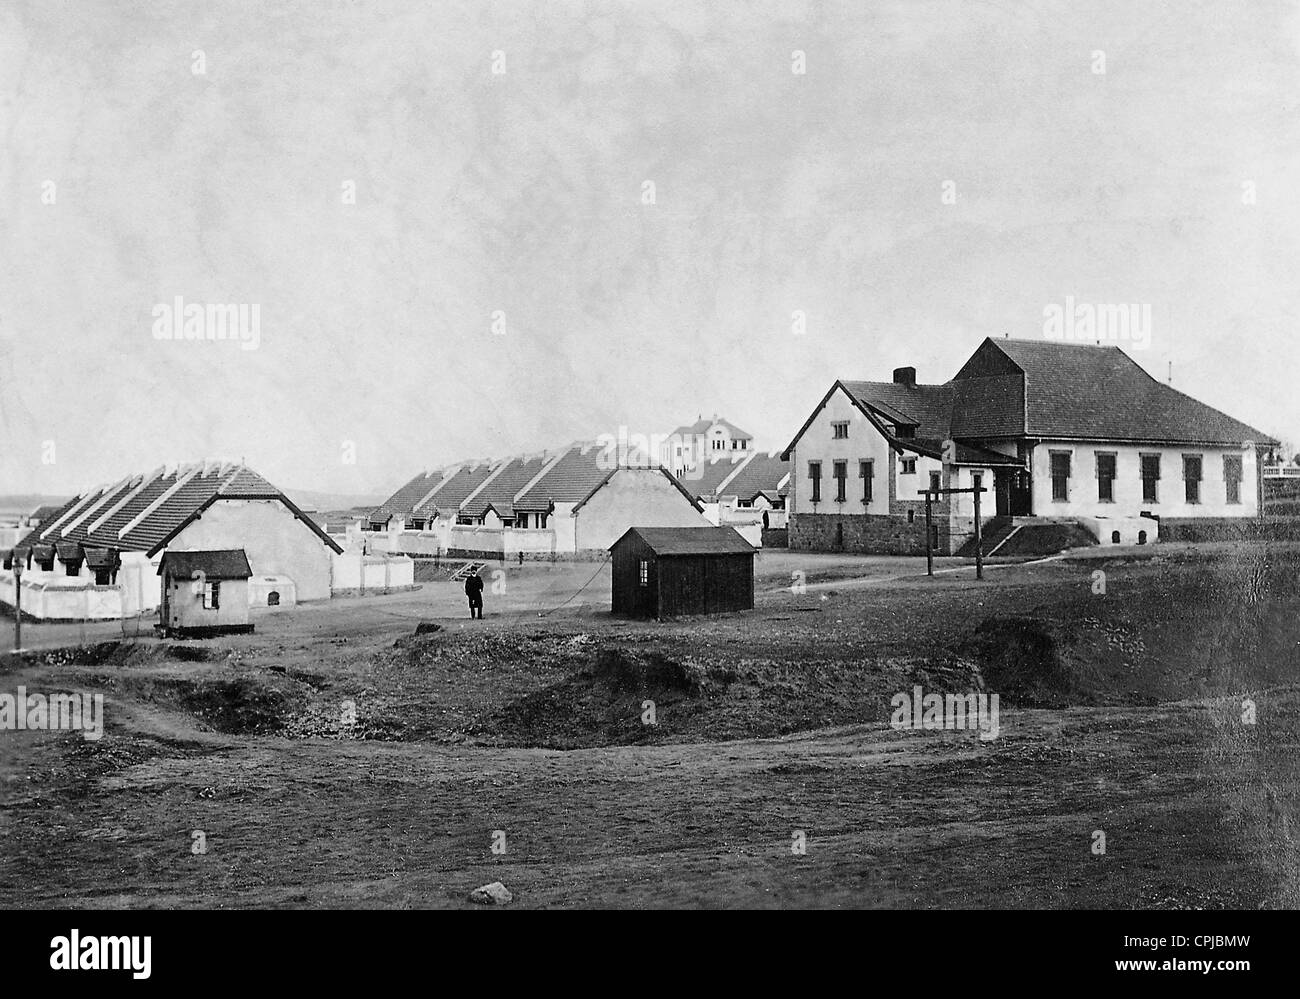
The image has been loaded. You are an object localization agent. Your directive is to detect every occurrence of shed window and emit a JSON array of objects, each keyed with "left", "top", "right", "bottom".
[
  {"left": 638, "top": 560, "right": 649, "bottom": 586},
  {"left": 94, "top": 568, "right": 112, "bottom": 586},
  {"left": 203, "top": 581, "right": 221, "bottom": 610},
  {"left": 267, "top": 591, "right": 280, "bottom": 606}
]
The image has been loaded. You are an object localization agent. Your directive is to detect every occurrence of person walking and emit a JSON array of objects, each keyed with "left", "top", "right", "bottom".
[{"left": 465, "top": 568, "right": 484, "bottom": 619}]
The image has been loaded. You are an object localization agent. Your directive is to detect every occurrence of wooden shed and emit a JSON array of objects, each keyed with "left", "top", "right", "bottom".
[
  {"left": 610, "top": 526, "right": 755, "bottom": 619},
  {"left": 157, "top": 549, "right": 254, "bottom": 638}
]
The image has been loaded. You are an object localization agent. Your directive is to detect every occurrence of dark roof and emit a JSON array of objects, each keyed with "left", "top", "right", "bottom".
[
  {"left": 83, "top": 547, "right": 121, "bottom": 570},
  {"left": 367, "top": 470, "right": 443, "bottom": 523},
  {"left": 515, "top": 445, "right": 616, "bottom": 509},
  {"left": 421, "top": 462, "right": 498, "bottom": 513},
  {"left": 462, "top": 455, "right": 549, "bottom": 518},
  {"left": 614, "top": 526, "right": 757, "bottom": 556},
  {"left": 676, "top": 455, "right": 750, "bottom": 500},
  {"left": 957, "top": 339, "right": 1276, "bottom": 445},
  {"left": 16, "top": 461, "right": 342, "bottom": 555},
  {"left": 714, "top": 452, "right": 789, "bottom": 500},
  {"left": 157, "top": 549, "right": 253, "bottom": 580},
  {"left": 787, "top": 338, "right": 1275, "bottom": 459}
]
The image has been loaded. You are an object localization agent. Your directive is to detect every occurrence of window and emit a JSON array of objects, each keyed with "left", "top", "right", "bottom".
[
  {"left": 638, "top": 560, "right": 648, "bottom": 586},
  {"left": 94, "top": 569, "right": 112, "bottom": 586},
  {"left": 65, "top": 560, "right": 80, "bottom": 577},
  {"left": 740, "top": 440, "right": 748, "bottom": 450},
  {"left": 860, "top": 460, "right": 873, "bottom": 503},
  {"left": 1224, "top": 455, "right": 1242, "bottom": 504},
  {"left": 1050, "top": 451, "right": 1071, "bottom": 502},
  {"left": 833, "top": 460, "right": 847, "bottom": 501},
  {"left": 712, "top": 439, "right": 723, "bottom": 450},
  {"left": 1183, "top": 455, "right": 1202, "bottom": 504},
  {"left": 971, "top": 472, "right": 983, "bottom": 499},
  {"left": 832, "top": 421, "right": 849, "bottom": 439},
  {"left": 929, "top": 471, "right": 941, "bottom": 495},
  {"left": 1141, "top": 454, "right": 1160, "bottom": 503},
  {"left": 731, "top": 440, "right": 739, "bottom": 450},
  {"left": 809, "top": 461, "right": 822, "bottom": 502},
  {"left": 900, "top": 458, "right": 916, "bottom": 475},
  {"left": 907, "top": 508, "right": 915, "bottom": 523},
  {"left": 267, "top": 591, "right": 280, "bottom": 606},
  {"left": 203, "top": 581, "right": 220, "bottom": 610},
  {"left": 1095, "top": 452, "right": 1116, "bottom": 502}
]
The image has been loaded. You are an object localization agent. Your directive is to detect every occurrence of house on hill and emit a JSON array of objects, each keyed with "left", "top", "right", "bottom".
[
  {"left": 782, "top": 338, "right": 1277, "bottom": 555},
  {"left": 659, "top": 415, "right": 754, "bottom": 479}
]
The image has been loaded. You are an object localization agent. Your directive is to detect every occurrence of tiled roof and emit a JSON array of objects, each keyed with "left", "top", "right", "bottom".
[
  {"left": 422, "top": 462, "right": 498, "bottom": 513},
  {"left": 714, "top": 452, "right": 789, "bottom": 500},
  {"left": 15, "top": 461, "right": 341, "bottom": 555},
  {"left": 789, "top": 338, "right": 1275, "bottom": 458},
  {"left": 158, "top": 548, "right": 253, "bottom": 580},
  {"left": 676, "top": 455, "right": 749, "bottom": 500},
  {"left": 615, "top": 526, "right": 757, "bottom": 555},
  {"left": 842, "top": 381, "right": 954, "bottom": 439},
  {"left": 960, "top": 339, "right": 1275, "bottom": 445},
  {"left": 462, "top": 455, "right": 549, "bottom": 519},
  {"left": 367, "top": 471, "right": 444, "bottom": 523},
  {"left": 515, "top": 445, "right": 616, "bottom": 510}
]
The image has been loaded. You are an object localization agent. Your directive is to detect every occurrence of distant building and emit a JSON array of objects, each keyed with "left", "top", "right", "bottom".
[
  {"left": 367, "top": 442, "right": 712, "bottom": 559},
  {"left": 158, "top": 549, "right": 254, "bottom": 638},
  {"left": 659, "top": 415, "right": 754, "bottom": 479},
  {"left": 610, "top": 526, "right": 755, "bottom": 618}
]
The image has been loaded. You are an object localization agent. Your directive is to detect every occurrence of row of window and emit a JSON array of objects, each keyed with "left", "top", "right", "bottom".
[
  {"left": 1050, "top": 451, "right": 1242, "bottom": 505},
  {"left": 807, "top": 459, "right": 875, "bottom": 503}
]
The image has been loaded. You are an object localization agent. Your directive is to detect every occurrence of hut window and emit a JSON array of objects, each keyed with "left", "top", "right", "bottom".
[
  {"left": 1224, "top": 455, "right": 1242, "bottom": 504},
  {"left": 638, "top": 561, "right": 648, "bottom": 586},
  {"left": 95, "top": 568, "right": 112, "bottom": 585},
  {"left": 1111, "top": 531, "right": 1121, "bottom": 544},
  {"left": 202, "top": 581, "right": 221, "bottom": 610},
  {"left": 1183, "top": 455, "right": 1202, "bottom": 504},
  {"left": 267, "top": 591, "right": 280, "bottom": 606}
]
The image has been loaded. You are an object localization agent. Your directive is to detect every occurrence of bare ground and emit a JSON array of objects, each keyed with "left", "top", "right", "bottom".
[{"left": 1, "top": 543, "right": 1297, "bottom": 908}]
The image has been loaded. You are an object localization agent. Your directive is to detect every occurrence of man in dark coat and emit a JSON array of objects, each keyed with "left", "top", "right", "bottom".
[{"left": 465, "top": 568, "right": 484, "bottom": 619}]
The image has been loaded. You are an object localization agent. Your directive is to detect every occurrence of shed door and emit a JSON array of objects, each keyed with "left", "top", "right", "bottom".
[{"left": 666, "top": 559, "right": 706, "bottom": 616}]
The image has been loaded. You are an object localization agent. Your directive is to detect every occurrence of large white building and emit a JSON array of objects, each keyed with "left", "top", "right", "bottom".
[{"left": 782, "top": 338, "right": 1277, "bottom": 555}]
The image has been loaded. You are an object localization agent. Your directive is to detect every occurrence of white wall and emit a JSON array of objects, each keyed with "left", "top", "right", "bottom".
[
  {"left": 790, "top": 386, "right": 894, "bottom": 515},
  {"left": 575, "top": 468, "right": 711, "bottom": 551},
  {"left": 169, "top": 499, "right": 335, "bottom": 600},
  {"left": 1030, "top": 441, "right": 1258, "bottom": 519}
]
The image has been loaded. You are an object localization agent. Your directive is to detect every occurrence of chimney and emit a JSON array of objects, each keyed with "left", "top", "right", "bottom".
[{"left": 893, "top": 366, "right": 916, "bottom": 387}]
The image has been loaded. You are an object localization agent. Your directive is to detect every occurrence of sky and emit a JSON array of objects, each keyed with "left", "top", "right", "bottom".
[{"left": 2, "top": 0, "right": 1297, "bottom": 499}]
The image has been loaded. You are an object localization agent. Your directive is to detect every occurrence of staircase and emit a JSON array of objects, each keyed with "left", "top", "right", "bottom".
[
  {"left": 954, "top": 517, "right": 1016, "bottom": 558},
  {"left": 449, "top": 560, "right": 490, "bottom": 581}
]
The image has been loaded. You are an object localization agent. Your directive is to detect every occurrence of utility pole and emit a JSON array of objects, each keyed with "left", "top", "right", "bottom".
[{"left": 12, "top": 559, "right": 23, "bottom": 652}]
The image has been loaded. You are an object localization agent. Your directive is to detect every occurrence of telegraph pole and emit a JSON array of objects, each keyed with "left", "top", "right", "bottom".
[{"left": 12, "top": 559, "right": 23, "bottom": 652}]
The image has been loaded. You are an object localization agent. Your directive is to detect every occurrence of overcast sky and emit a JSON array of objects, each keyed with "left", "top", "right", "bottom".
[{"left": 2, "top": 0, "right": 1297, "bottom": 498}]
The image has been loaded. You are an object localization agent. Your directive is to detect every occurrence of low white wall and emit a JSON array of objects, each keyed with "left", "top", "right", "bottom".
[
  {"left": 331, "top": 551, "right": 415, "bottom": 591},
  {"left": 0, "top": 573, "right": 125, "bottom": 621},
  {"left": 1078, "top": 515, "right": 1159, "bottom": 545}
]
